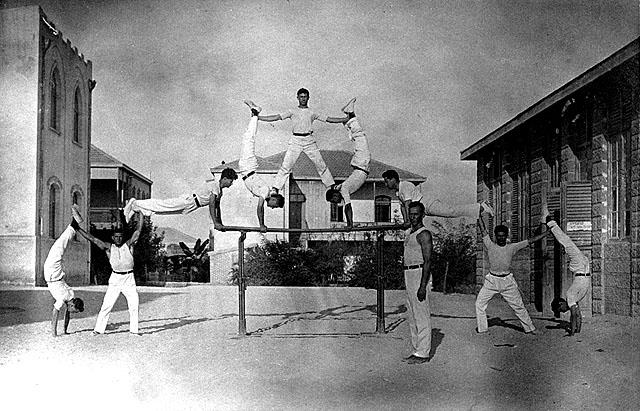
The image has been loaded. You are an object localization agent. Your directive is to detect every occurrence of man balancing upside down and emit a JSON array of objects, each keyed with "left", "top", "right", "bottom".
[
  {"left": 241, "top": 99, "right": 285, "bottom": 231},
  {"left": 324, "top": 97, "right": 371, "bottom": 227}
]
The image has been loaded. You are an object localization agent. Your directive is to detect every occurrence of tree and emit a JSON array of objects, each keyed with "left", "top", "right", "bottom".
[
  {"left": 178, "top": 239, "right": 210, "bottom": 282},
  {"left": 132, "top": 217, "right": 165, "bottom": 284},
  {"left": 429, "top": 218, "right": 477, "bottom": 294}
]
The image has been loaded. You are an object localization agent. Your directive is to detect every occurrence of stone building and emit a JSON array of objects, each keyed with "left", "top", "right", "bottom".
[
  {"left": 0, "top": 6, "right": 95, "bottom": 285},
  {"left": 461, "top": 38, "right": 639, "bottom": 316}
]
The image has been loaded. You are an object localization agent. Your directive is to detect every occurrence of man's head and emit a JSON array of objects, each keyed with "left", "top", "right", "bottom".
[
  {"left": 267, "top": 193, "right": 285, "bottom": 209},
  {"left": 67, "top": 297, "right": 84, "bottom": 313},
  {"left": 408, "top": 201, "right": 425, "bottom": 228},
  {"left": 220, "top": 168, "right": 238, "bottom": 189},
  {"left": 325, "top": 187, "right": 343, "bottom": 204},
  {"left": 297, "top": 88, "right": 309, "bottom": 107},
  {"left": 382, "top": 169, "right": 400, "bottom": 190},
  {"left": 494, "top": 225, "right": 509, "bottom": 246},
  {"left": 112, "top": 226, "right": 126, "bottom": 246},
  {"left": 551, "top": 297, "right": 569, "bottom": 317}
]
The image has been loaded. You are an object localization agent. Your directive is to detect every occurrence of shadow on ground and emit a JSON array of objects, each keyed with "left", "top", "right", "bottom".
[{"left": 0, "top": 289, "right": 179, "bottom": 327}]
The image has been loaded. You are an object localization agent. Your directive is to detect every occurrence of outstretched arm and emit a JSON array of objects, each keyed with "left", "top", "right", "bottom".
[
  {"left": 256, "top": 197, "right": 267, "bottom": 232},
  {"left": 416, "top": 230, "right": 433, "bottom": 302},
  {"left": 326, "top": 114, "right": 349, "bottom": 123},
  {"left": 63, "top": 307, "right": 71, "bottom": 334},
  {"left": 478, "top": 209, "right": 490, "bottom": 237},
  {"left": 400, "top": 200, "right": 412, "bottom": 228},
  {"left": 257, "top": 114, "right": 281, "bottom": 122},
  {"left": 76, "top": 227, "right": 110, "bottom": 251},
  {"left": 527, "top": 225, "right": 549, "bottom": 245},
  {"left": 127, "top": 211, "right": 144, "bottom": 247}
]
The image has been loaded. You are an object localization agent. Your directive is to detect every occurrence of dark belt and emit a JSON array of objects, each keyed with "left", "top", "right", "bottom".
[
  {"left": 192, "top": 193, "right": 202, "bottom": 208},
  {"left": 490, "top": 272, "right": 511, "bottom": 277},
  {"left": 352, "top": 166, "right": 370, "bottom": 175},
  {"left": 113, "top": 270, "right": 133, "bottom": 275},
  {"left": 293, "top": 132, "right": 312, "bottom": 136},
  {"left": 574, "top": 273, "right": 590, "bottom": 277},
  {"left": 243, "top": 171, "right": 256, "bottom": 181},
  {"left": 404, "top": 264, "right": 423, "bottom": 270}
]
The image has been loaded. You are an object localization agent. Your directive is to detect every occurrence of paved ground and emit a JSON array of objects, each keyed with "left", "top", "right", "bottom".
[{"left": 1, "top": 284, "right": 638, "bottom": 410}]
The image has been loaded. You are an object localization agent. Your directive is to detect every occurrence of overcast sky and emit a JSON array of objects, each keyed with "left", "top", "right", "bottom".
[{"left": 6, "top": 0, "right": 638, "bottom": 240}]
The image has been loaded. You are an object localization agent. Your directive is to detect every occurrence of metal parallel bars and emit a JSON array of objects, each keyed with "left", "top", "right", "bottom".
[{"left": 233, "top": 224, "right": 404, "bottom": 336}]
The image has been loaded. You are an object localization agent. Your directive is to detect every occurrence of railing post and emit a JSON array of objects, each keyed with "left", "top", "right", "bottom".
[
  {"left": 376, "top": 231, "right": 385, "bottom": 333},
  {"left": 238, "top": 231, "right": 247, "bottom": 336}
]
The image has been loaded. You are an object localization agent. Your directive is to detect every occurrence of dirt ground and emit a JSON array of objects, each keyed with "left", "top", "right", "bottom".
[{"left": 0, "top": 284, "right": 638, "bottom": 410}]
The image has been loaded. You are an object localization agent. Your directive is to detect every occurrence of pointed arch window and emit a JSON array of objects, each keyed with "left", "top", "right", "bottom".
[
  {"left": 50, "top": 68, "right": 61, "bottom": 130},
  {"left": 73, "top": 87, "right": 82, "bottom": 143},
  {"left": 49, "top": 184, "right": 59, "bottom": 238}
]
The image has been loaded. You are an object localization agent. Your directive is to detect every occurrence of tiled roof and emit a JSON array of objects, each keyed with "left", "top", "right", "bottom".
[
  {"left": 90, "top": 144, "right": 153, "bottom": 184},
  {"left": 211, "top": 150, "right": 425, "bottom": 181}
]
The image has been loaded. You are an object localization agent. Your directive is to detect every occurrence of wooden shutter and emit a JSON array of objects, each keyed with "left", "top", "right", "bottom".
[{"left": 562, "top": 182, "right": 592, "bottom": 247}]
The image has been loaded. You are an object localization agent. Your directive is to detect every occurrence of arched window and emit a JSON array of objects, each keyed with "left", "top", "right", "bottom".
[
  {"left": 49, "top": 184, "right": 59, "bottom": 237},
  {"left": 72, "top": 191, "right": 81, "bottom": 206},
  {"left": 73, "top": 87, "right": 81, "bottom": 143},
  {"left": 50, "top": 67, "right": 61, "bottom": 130},
  {"left": 375, "top": 196, "right": 391, "bottom": 222}
]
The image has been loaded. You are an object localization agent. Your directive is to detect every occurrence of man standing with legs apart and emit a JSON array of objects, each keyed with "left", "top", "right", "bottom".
[
  {"left": 544, "top": 207, "right": 591, "bottom": 335},
  {"left": 325, "top": 98, "right": 371, "bottom": 227},
  {"left": 475, "top": 209, "right": 548, "bottom": 334},
  {"left": 45, "top": 206, "right": 85, "bottom": 337},
  {"left": 241, "top": 100, "right": 285, "bottom": 230},
  {"left": 402, "top": 201, "right": 434, "bottom": 364},
  {"left": 76, "top": 211, "right": 144, "bottom": 336},
  {"left": 257, "top": 88, "right": 350, "bottom": 193}
]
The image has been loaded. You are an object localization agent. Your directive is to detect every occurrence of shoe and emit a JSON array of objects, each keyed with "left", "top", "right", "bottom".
[
  {"left": 525, "top": 329, "right": 537, "bottom": 335},
  {"left": 341, "top": 97, "right": 356, "bottom": 114},
  {"left": 123, "top": 198, "right": 136, "bottom": 223},
  {"left": 481, "top": 201, "right": 495, "bottom": 217},
  {"left": 541, "top": 205, "right": 550, "bottom": 225},
  {"left": 130, "top": 332, "right": 142, "bottom": 336},
  {"left": 244, "top": 99, "right": 262, "bottom": 114},
  {"left": 71, "top": 205, "right": 84, "bottom": 225},
  {"left": 405, "top": 355, "right": 430, "bottom": 364},
  {"left": 91, "top": 331, "right": 103, "bottom": 336},
  {"left": 475, "top": 327, "right": 488, "bottom": 334}
]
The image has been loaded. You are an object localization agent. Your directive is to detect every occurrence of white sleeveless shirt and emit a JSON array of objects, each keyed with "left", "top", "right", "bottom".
[
  {"left": 404, "top": 227, "right": 428, "bottom": 266},
  {"left": 109, "top": 243, "right": 134, "bottom": 272}
]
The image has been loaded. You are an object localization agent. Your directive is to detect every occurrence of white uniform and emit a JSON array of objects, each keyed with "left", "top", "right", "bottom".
[
  {"left": 475, "top": 236, "right": 535, "bottom": 333},
  {"left": 397, "top": 181, "right": 480, "bottom": 219},
  {"left": 339, "top": 117, "right": 370, "bottom": 205},
  {"left": 131, "top": 182, "right": 222, "bottom": 219},
  {"left": 239, "top": 116, "right": 271, "bottom": 200},
  {"left": 403, "top": 227, "right": 432, "bottom": 359},
  {"left": 273, "top": 107, "right": 335, "bottom": 190},
  {"left": 94, "top": 243, "right": 139, "bottom": 334},
  {"left": 44, "top": 225, "right": 76, "bottom": 310},
  {"left": 547, "top": 220, "right": 591, "bottom": 307}
]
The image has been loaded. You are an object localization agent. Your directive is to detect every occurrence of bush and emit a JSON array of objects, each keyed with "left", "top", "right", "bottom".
[{"left": 346, "top": 241, "right": 404, "bottom": 289}]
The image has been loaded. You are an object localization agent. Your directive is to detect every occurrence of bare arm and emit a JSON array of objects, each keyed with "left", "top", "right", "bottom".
[
  {"left": 76, "top": 227, "right": 110, "bottom": 251},
  {"left": 257, "top": 114, "right": 281, "bottom": 122},
  {"left": 401, "top": 200, "right": 412, "bottom": 228},
  {"left": 416, "top": 230, "right": 433, "bottom": 302},
  {"left": 256, "top": 197, "right": 267, "bottom": 231},
  {"left": 326, "top": 115, "right": 350, "bottom": 123},
  {"left": 126, "top": 211, "right": 144, "bottom": 247},
  {"left": 63, "top": 307, "right": 70, "bottom": 334},
  {"left": 527, "top": 225, "right": 549, "bottom": 245},
  {"left": 478, "top": 210, "right": 490, "bottom": 237},
  {"left": 209, "top": 195, "right": 224, "bottom": 231},
  {"left": 344, "top": 203, "right": 353, "bottom": 227},
  {"left": 51, "top": 307, "right": 60, "bottom": 337}
]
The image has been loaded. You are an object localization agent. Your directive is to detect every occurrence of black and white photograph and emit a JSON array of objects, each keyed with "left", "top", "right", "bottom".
[{"left": 0, "top": 0, "right": 638, "bottom": 409}]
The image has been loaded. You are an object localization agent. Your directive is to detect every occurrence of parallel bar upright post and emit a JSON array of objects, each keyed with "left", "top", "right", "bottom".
[
  {"left": 376, "top": 231, "right": 385, "bottom": 333},
  {"left": 238, "top": 232, "right": 247, "bottom": 336}
]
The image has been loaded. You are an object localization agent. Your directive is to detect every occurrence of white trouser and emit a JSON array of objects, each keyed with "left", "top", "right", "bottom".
[
  {"left": 566, "top": 275, "right": 591, "bottom": 308},
  {"left": 475, "top": 274, "right": 535, "bottom": 333},
  {"left": 132, "top": 196, "right": 198, "bottom": 217},
  {"left": 417, "top": 181, "right": 481, "bottom": 219},
  {"left": 345, "top": 118, "right": 370, "bottom": 171},
  {"left": 404, "top": 268, "right": 431, "bottom": 358},
  {"left": 273, "top": 136, "right": 335, "bottom": 190},
  {"left": 44, "top": 225, "right": 76, "bottom": 281},
  {"left": 239, "top": 116, "right": 259, "bottom": 174},
  {"left": 548, "top": 222, "right": 590, "bottom": 274},
  {"left": 94, "top": 272, "right": 139, "bottom": 334}
]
